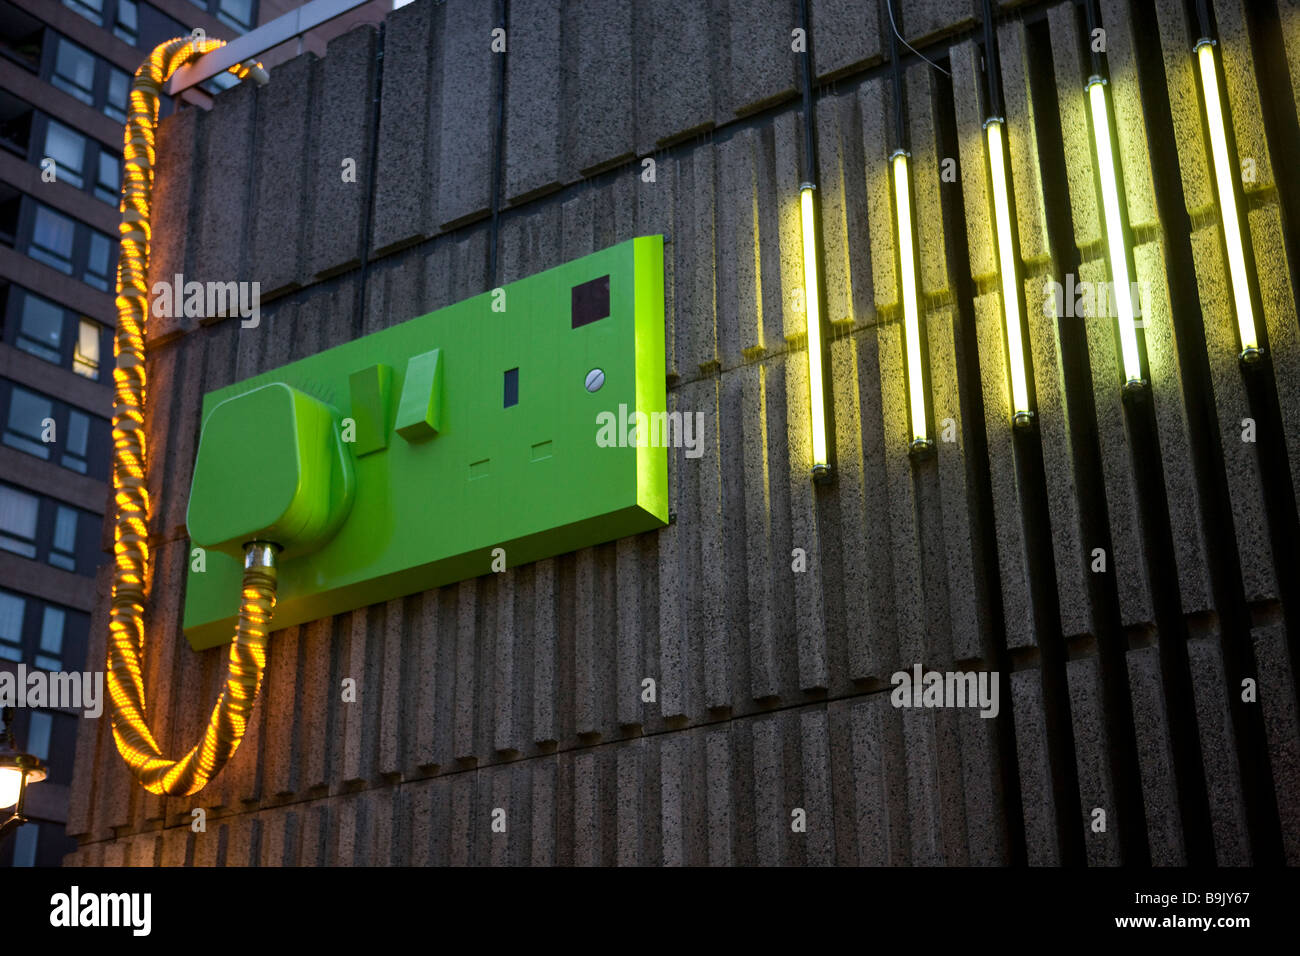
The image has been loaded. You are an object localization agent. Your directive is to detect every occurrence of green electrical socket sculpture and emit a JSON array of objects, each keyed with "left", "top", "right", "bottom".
[{"left": 183, "top": 235, "right": 668, "bottom": 650}]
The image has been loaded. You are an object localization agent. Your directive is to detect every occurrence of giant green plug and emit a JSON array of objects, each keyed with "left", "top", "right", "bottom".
[
  {"left": 182, "top": 236, "right": 668, "bottom": 649},
  {"left": 187, "top": 383, "right": 355, "bottom": 560}
]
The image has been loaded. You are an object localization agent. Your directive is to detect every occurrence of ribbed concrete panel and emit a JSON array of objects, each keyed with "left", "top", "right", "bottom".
[
  {"left": 437, "top": 0, "right": 497, "bottom": 228},
  {"left": 1126, "top": 644, "right": 1186, "bottom": 865},
  {"left": 190, "top": 82, "right": 256, "bottom": 309},
  {"left": 1249, "top": 204, "right": 1300, "bottom": 519},
  {"left": 828, "top": 334, "right": 897, "bottom": 681},
  {"left": 305, "top": 27, "right": 379, "bottom": 278},
  {"left": 811, "top": 0, "right": 881, "bottom": 79},
  {"left": 567, "top": 0, "right": 635, "bottom": 176},
  {"left": 505, "top": 0, "right": 563, "bottom": 204},
  {"left": 1134, "top": 240, "right": 1214, "bottom": 614},
  {"left": 1080, "top": 254, "right": 1154, "bottom": 629},
  {"left": 974, "top": 292, "right": 1036, "bottom": 650},
  {"left": 1068, "top": 656, "right": 1122, "bottom": 865},
  {"left": 719, "top": 0, "right": 798, "bottom": 120},
  {"left": 370, "top": 0, "right": 440, "bottom": 254},
  {"left": 1215, "top": 0, "right": 1276, "bottom": 193},
  {"left": 1253, "top": 625, "right": 1300, "bottom": 865},
  {"left": 928, "top": 306, "right": 983, "bottom": 662},
  {"left": 1186, "top": 635, "right": 1251, "bottom": 865},
  {"left": 71, "top": 2, "right": 1300, "bottom": 868},
  {"left": 816, "top": 93, "right": 875, "bottom": 329},
  {"left": 249, "top": 54, "right": 313, "bottom": 296},
  {"left": 1012, "top": 669, "right": 1061, "bottom": 865},
  {"left": 1189, "top": 226, "right": 1276, "bottom": 603},
  {"left": 827, "top": 694, "right": 909, "bottom": 864},
  {"left": 634, "top": 0, "right": 715, "bottom": 154},
  {"left": 63, "top": 563, "right": 111, "bottom": 841},
  {"left": 902, "top": 0, "right": 975, "bottom": 43},
  {"left": 1047, "top": 3, "right": 1102, "bottom": 250},
  {"left": 144, "top": 107, "right": 199, "bottom": 346}
]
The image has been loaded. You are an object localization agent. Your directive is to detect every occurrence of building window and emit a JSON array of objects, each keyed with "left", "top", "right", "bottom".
[
  {"left": 23, "top": 202, "right": 117, "bottom": 288},
  {"left": 217, "top": 0, "right": 255, "bottom": 31},
  {"left": 113, "top": 0, "right": 139, "bottom": 46},
  {"left": 3, "top": 386, "right": 52, "bottom": 460},
  {"left": 63, "top": 0, "right": 106, "bottom": 26},
  {"left": 36, "top": 606, "right": 64, "bottom": 671},
  {"left": 0, "top": 591, "right": 23, "bottom": 662},
  {"left": 0, "top": 382, "right": 107, "bottom": 478},
  {"left": 51, "top": 38, "right": 97, "bottom": 106},
  {"left": 73, "top": 319, "right": 101, "bottom": 380},
  {"left": 61, "top": 410, "right": 89, "bottom": 474},
  {"left": 0, "top": 588, "right": 86, "bottom": 673},
  {"left": 0, "top": 96, "right": 34, "bottom": 157},
  {"left": 43, "top": 120, "right": 87, "bottom": 189},
  {"left": 10, "top": 824, "right": 37, "bottom": 868},
  {"left": 0, "top": 485, "right": 39, "bottom": 559},
  {"left": 0, "top": 485, "right": 95, "bottom": 573},
  {"left": 9, "top": 290, "right": 106, "bottom": 380},
  {"left": 95, "top": 151, "right": 120, "bottom": 205},
  {"left": 50, "top": 505, "right": 79, "bottom": 571},
  {"left": 84, "top": 230, "right": 113, "bottom": 290},
  {"left": 28, "top": 204, "right": 76, "bottom": 274},
  {"left": 15, "top": 292, "right": 64, "bottom": 364},
  {"left": 105, "top": 67, "right": 130, "bottom": 123},
  {"left": 25, "top": 712, "right": 51, "bottom": 762}
]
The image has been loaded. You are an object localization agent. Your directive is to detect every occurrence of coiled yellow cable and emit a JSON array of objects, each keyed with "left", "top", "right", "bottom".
[{"left": 107, "top": 37, "right": 275, "bottom": 796}]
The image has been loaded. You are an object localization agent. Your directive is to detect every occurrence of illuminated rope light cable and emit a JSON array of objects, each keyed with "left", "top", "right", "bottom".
[
  {"left": 800, "top": 184, "right": 830, "bottom": 478},
  {"left": 985, "top": 119, "right": 1033, "bottom": 426},
  {"left": 892, "top": 151, "right": 930, "bottom": 450},
  {"left": 107, "top": 37, "right": 274, "bottom": 796},
  {"left": 1195, "top": 39, "right": 1260, "bottom": 361},
  {"left": 1086, "top": 76, "right": 1144, "bottom": 389}
]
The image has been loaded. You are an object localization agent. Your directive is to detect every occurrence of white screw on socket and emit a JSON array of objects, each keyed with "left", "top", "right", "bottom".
[{"left": 585, "top": 368, "right": 605, "bottom": 392}]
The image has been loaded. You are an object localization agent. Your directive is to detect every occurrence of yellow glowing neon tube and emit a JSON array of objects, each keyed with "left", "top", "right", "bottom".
[
  {"left": 892, "top": 151, "right": 930, "bottom": 449},
  {"left": 1087, "top": 77, "right": 1144, "bottom": 388},
  {"left": 800, "top": 184, "right": 830, "bottom": 478},
  {"left": 1195, "top": 40, "right": 1260, "bottom": 360},
  {"left": 985, "top": 119, "right": 1032, "bottom": 426},
  {"left": 107, "top": 38, "right": 273, "bottom": 796}
]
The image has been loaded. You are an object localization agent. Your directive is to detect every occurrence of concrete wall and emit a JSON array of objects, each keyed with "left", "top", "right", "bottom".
[{"left": 64, "top": 0, "right": 1300, "bottom": 865}]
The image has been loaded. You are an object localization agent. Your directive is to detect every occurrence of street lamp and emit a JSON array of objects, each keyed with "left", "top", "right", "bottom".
[{"left": 0, "top": 707, "right": 46, "bottom": 842}]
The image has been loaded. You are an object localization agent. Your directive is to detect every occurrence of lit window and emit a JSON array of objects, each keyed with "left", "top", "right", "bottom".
[
  {"left": 84, "top": 230, "right": 113, "bottom": 290},
  {"left": 113, "top": 0, "right": 139, "bottom": 46},
  {"left": 44, "top": 120, "right": 87, "bottom": 189},
  {"left": 28, "top": 205, "right": 76, "bottom": 274},
  {"left": 37, "top": 606, "right": 64, "bottom": 670},
  {"left": 50, "top": 505, "right": 79, "bottom": 571},
  {"left": 0, "top": 591, "right": 23, "bottom": 662},
  {"left": 95, "top": 151, "right": 120, "bottom": 205},
  {"left": 63, "top": 0, "right": 105, "bottom": 27},
  {"left": 105, "top": 68, "right": 130, "bottom": 123},
  {"left": 73, "top": 319, "right": 101, "bottom": 380},
  {"left": 3, "top": 386, "right": 53, "bottom": 460},
  {"left": 51, "top": 38, "right": 96, "bottom": 106},
  {"left": 0, "top": 485, "right": 39, "bottom": 559},
  {"left": 16, "top": 293, "right": 64, "bottom": 364}
]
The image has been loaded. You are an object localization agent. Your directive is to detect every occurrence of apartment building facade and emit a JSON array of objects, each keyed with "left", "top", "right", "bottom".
[{"left": 0, "top": 0, "right": 390, "bottom": 868}]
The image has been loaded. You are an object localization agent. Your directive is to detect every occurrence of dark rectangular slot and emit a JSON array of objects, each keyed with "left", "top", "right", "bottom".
[
  {"left": 571, "top": 275, "right": 610, "bottom": 328},
  {"left": 503, "top": 367, "right": 518, "bottom": 407}
]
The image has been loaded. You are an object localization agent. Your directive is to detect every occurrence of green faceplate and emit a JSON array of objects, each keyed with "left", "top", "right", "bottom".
[{"left": 182, "top": 235, "right": 667, "bottom": 649}]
